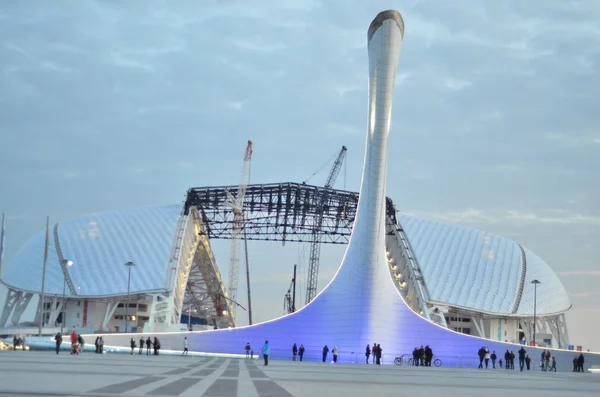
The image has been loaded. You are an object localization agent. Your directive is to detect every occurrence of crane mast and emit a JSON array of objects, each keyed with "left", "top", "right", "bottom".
[
  {"left": 225, "top": 140, "right": 253, "bottom": 321},
  {"left": 305, "top": 146, "right": 347, "bottom": 305}
]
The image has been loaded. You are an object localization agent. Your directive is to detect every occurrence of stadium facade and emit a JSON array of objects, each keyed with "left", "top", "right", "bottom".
[{"left": 0, "top": 10, "right": 593, "bottom": 369}]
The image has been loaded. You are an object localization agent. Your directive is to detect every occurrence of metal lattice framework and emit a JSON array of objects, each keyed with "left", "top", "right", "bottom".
[{"left": 185, "top": 182, "right": 401, "bottom": 243}]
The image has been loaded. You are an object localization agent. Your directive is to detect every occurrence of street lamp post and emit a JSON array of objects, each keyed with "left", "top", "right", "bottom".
[
  {"left": 531, "top": 279, "right": 542, "bottom": 346},
  {"left": 124, "top": 261, "right": 136, "bottom": 333},
  {"left": 60, "top": 259, "right": 73, "bottom": 334}
]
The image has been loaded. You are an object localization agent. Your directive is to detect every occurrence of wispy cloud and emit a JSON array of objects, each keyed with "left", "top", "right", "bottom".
[
  {"left": 424, "top": 209, "right": 600, "bottom": 226},
  {"left": 559, "top": 270, "right": 600, "bottom": 277}
]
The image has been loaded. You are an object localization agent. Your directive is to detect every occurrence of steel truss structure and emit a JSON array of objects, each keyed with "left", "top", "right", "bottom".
[
  {"left": 184, "top": 182, "right": 441, "bottom": 327},
  {"left": 185, "top": 182, "right": 364, "bottom": 244}
]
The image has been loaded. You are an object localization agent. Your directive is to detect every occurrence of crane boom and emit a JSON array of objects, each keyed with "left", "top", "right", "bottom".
[
  {"left": 305, "top": 146, "right": 347, "bottom": 304},
  {"left": 225, "top": 140, "right": 253, "bottom": 321}
]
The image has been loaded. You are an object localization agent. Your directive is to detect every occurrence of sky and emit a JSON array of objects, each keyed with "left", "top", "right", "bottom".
[{"left": 0, "top": 1, "right": 599, "bottom": 351}]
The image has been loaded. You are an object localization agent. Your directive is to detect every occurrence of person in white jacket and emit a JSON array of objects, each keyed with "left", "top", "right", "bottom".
[
  {"left": 182, "top": 337, "right": 189, "bottom": 355},
  {"left": 332, "top": 346, "right": 339, "bottom": 363}
]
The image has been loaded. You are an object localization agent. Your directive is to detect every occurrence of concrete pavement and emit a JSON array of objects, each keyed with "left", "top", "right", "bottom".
[{"left": 0, "top": 350, "right": 598, "bottom": 397}]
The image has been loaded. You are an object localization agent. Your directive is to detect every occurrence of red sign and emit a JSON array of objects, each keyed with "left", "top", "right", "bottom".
[
  {"left": 82, "top": 300, "right": 88, "bottom": 327},
  {"left": 577, "top": 346, "right": 582, "bottom": 352}
]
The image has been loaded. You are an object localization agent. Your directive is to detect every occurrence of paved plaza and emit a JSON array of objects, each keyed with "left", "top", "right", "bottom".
[{"left": 0, "top": 351, "right": 598, "bottom": 397}]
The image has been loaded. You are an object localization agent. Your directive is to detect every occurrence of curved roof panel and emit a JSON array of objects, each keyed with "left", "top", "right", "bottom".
[
  {"left": 2, "top": 204, "right": 182, "bottom": 296},
  {"left": 399, "top": 214, "right": 570, "bottom": 316},
  {"left": 3, "top": 204, "right": 570, "bottom": 316}
]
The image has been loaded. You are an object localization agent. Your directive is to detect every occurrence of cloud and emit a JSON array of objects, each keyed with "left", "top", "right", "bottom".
[
  {"left": 424, "top": 209, "right": 600, "bottom": 226},
  {"left": 445, "top": 78, "right": 472, "bottom": 91},
  {"left": 559, "top": 271, "right": 600, "bottom": 277}
]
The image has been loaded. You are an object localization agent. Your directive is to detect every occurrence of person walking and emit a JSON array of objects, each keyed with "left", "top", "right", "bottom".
[
  {"left": 182, "top": 337, "right": 189, "bottom": 355},
  {"left": 261, "top": 340, "right": 270, "bottom": 366},
  {"left": 365, "top": 344, "right": 371, "bottom": 364},
  {"left": 292, "top": 343, "right": 298, "bottom": 361},
  {"left": 298, "top": 344, "right": 305, "bottom": 361}
]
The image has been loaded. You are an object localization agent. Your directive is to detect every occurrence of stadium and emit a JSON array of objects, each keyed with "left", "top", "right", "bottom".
[
  {"left": 0, "top": 10, "right": 594, "bottom": 370},
  {"left": 0, "top": 193, "right": 573, "bottom": 349}
]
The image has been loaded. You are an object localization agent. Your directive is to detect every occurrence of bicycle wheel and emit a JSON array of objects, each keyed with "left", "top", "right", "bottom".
[
  {"left": 394, "top": 357, "right": 402, "bottom": 365},
  {"left": 433, "top": 358, "right": 442, "bottom": 367},
  {"left": 408, "top": 358, "right": 414, "bottom": 366}
]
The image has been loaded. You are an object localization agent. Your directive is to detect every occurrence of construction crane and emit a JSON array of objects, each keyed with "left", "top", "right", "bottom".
[
  {"left": 305, "top": 146, "right": 347, "bottom": 305},
  {"left": 283, "top": 264, "right": 297, "bottom": 314},
  {"left": 225, "top": 140, "right": 253, "bottom": 321}
]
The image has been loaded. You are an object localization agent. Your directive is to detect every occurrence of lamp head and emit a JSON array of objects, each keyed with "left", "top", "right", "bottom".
[
  {"left": 530, "top": 279, "right": 541, "bottom": 285},
  {"left": 62, "top": 259, "right": 73, "bottom": 267}
]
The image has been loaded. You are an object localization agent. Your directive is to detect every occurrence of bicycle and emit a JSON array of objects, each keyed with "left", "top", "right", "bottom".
[{"left": 394, "top": 355, "right": 442, "bottom": 367}]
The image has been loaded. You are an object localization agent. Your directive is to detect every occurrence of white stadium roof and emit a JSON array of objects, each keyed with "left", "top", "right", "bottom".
[{"left": 2, "top": 205, "right": 571, "bottom": 317}]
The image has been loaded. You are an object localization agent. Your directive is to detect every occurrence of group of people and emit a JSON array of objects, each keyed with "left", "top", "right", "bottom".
[
  {"left": 292, "top": 343, "right": 305, "bottom": 361},
  {"left": 411, "top": 345, "right": 434, "bottom": 366},
  {"left": 54, "top": 329, "right": 84, "bottom": 355},
  {"left": 12, "top": 336, "right": 26, "bottom": 351},
  {"left": 129, "top": 336, "right": 162, "bottom": 355},
  {"left": 365, "top": 343, "right": 383, "bottom": 365}
]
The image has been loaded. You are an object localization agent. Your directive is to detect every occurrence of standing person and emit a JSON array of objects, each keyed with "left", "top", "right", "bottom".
[
  {"left": 550, "top": 356, "right": 556, "bottom": 372},
  {"left": 484, "top": 347, "right": 490, "bottom": 368},
  {"left": 376, "top": 344, "right": 382, "bottom": 365},
  {"left": 130, "top": 338, "right": 136, "bottom": 355},
  {"left": 518, "top": 346, "right": 527, "bottom": 371},
  {"left": 491, "top": 351, "right": 497, "bottom": 369},
  {"left": 292, "top": 343, "right": 298, "bottom": 361},
  {"left": 525, "top": 355, "right": 531, "bottom": 371},
  {"left": 298, "top": 344, "right": 305, "bottom": 362},
  {"left": 322, "top": 345, "right": 329, "bottom": 363},
  {"left": 365, "top": 344, "right": 371, "bottom": 364},
  {"left": 54, "top": 332, "right": 62, "bottom": 355},
  {"left": 332, "top": 346, "right": 339, "bottom": 363},
  {"left": 78, "top": 334, "right": 85, "bottom": 354},
  {"left": 510, "top": 351, "right": 515, "bottom": 369},
  {"left": 504, "top": 350, "right": 510, "bottom": 370},
  {"left": 372, "top": 342, "right": 377, "bottom": 364},
  {"left": 424, "top": 346, "right": 433, "bottom": 367},
  {"left": 541, "top": 351, "right": 547, "bottom": 371},
  {"left": 94, "top": 336, "right": 100, "bottom": 353},
  {"left": 139, "top": 337, "right": 144, "bottom": 355},
  {"left": 153, "top": 337, "right": 160, "bottom": 355},
  {"left": 98, "top": 336, "right": 104, "bottom": 354},
  {"left": 478, "top": 347, "right": 485, "bottom": 368},
  {"left": 182, "top": 337, "right": 189, "bottom": 355},
  {"left": 146, "top": 337, "right": 152, "bottom": 356},
  {"left": 577, "top": 353, "right": 585, "bottom": 372},
  {"left": 261, "top": 340, "right": 270, "bottom": 366},
  {"left": 245, "top": 343, "right": 251, "bottom": 358}
]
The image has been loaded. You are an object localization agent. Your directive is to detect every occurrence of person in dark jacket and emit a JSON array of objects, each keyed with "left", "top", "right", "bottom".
[
  {"left": 146, "top": 337, "right": 152, "bottom": 356},
  {"left": 54, "top": 333, "right": 62, "bottom": 354},
  {"left": 298, "top": 344, "right": 305, "bottom": 361},
  {"left": 292, "top": 343, "right": 298, "bottom": 361},
  {"left": 139, "top": 337, "right": 144, "bottom": 355},
  {"left": 424, "top": 346, "right": 433, "bottom": 367},
  {"left": 376, "top": 344, "right": 382, "bottom": 365},
  {"left": 525, "top": 355, "right": 531, "bottom": 370},
  {"left": 322, "top": 345, "right": 329, "bottom": 363},
  {"left": 130, "top": 338, "right": 136, "bottom": 355},
  {"left": 153, "top": 337, "right": 160, "bottom": 355},
  {"left": 478, "top": 347, "right": 486, "bottom": 368},
  {"left": 577, "top": 354, "right": 585, "bottom": 372},
  {"left": 491, "top": 351, "right": 497, "bottom": 369},
  {"left": 365, "top": 344, "right": 371, "bottom": 364},
  {"left": 518, "top": 347, "right": 527, "bottom": 371}
]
